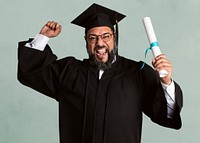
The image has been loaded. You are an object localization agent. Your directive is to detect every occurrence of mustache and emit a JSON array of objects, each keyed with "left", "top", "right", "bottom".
[{"left": 94, "top": 45, "right": 107, "bottom": 50}]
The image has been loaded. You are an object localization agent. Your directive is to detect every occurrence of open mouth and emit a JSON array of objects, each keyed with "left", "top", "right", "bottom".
[{"left": 95, "top": 48, "right": 108, "bottom": 59}]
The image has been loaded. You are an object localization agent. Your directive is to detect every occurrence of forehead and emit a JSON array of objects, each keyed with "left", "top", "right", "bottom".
[{"left": 87, "top": 26, "right": 113, "bottom": 35}]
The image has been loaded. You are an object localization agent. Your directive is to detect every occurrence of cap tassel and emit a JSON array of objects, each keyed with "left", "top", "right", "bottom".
[{"left": 115, "top": 12, "right": 119, "bottom": 56}]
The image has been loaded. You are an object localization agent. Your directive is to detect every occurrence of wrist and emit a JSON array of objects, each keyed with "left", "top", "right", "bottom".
[
  {"left": 161, "top": 78, "right": 172, "bottom": 85},
  {"left": 30, "top": 34, "right": 49, "bottom": 51}
]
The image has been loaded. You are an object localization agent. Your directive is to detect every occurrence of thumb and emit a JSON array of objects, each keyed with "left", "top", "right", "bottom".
[
  {"left": 54, "top": 24, "right": 62, "bottom": 35},
  {"left": 152, "top": 58, "right": 156, "bottom": 66}
]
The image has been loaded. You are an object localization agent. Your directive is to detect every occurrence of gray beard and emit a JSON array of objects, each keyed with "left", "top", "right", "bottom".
[{"left": 89, "top": 46, "right": 117, "bottom": 71}]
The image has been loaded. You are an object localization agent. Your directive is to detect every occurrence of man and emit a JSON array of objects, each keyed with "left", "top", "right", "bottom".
[{"left": 17, "top": 3, "right": 183, "bottom": 143}]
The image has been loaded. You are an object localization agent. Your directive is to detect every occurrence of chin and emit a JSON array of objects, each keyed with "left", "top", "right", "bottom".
[
  {"left": 89, "top": 48, "right": 116, "bottom": 70},
  {"left": 95, "top": 55, "right": 108, "bottom": 63},
  {"left": 97, "top": 58, "right": 108, "bottom": 63}
]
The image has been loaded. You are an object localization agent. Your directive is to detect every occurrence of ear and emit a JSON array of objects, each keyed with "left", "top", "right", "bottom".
[{"left": 113, "top": 33, "right": 116, "bottom": 41}]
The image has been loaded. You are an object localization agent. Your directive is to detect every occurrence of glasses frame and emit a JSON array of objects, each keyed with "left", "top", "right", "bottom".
[{"left": 86, "top": 32, "right": 114, "bottom": 43}]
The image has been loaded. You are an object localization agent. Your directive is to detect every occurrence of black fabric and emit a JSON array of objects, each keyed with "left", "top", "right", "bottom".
[
  {"left": 17, "top": 40, "right": 183, "bottom": 143},
  {"left": 71, "top": 3, "right": 125, "bottom": 31}
]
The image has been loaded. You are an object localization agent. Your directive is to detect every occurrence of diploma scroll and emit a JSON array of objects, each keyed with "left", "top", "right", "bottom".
[{"left": 142, "top": 17, "right": 168, "bottom": 77}]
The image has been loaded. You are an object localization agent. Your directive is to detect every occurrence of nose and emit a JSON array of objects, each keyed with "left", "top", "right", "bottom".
[{"left": 95, "top": 36, "right": 105, "bottom": 47}]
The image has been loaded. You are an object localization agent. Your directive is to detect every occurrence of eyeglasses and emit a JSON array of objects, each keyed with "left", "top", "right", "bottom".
[{"left": 86, "top": 33, "right": 113, "bottom": 43}]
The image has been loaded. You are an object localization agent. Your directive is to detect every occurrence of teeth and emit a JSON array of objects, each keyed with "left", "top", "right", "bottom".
[{"left": 97, "top": 48, "right": 106, "bottom": 54}]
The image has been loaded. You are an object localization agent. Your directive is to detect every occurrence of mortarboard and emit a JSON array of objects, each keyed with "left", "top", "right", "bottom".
[
  {"left": 71, "top": 3, "right": 126, "bottom": 33},
  {"left": 71, "top": 3, "right": 126, "bottom": 46}
]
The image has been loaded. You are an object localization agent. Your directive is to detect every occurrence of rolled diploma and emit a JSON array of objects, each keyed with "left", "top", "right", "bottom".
[{"left": 142, "top": 17, "right": 168, "bottom": 77}]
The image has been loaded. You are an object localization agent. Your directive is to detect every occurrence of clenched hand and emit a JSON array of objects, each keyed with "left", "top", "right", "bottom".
[{"left": 40, "top": 21, "right": 62, "bottom": 38}]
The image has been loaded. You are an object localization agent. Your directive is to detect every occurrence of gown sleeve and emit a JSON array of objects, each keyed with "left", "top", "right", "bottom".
[
  {"left": 17, "top": 39, "right": 78, "bottom": 101},
  {"left": 140, "top": 63, "right": 183, "bottom": 129}
]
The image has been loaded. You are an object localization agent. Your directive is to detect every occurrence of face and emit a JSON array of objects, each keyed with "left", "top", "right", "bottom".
[{"left": 85, "top": 26, "right": 115, "bottom": 64}]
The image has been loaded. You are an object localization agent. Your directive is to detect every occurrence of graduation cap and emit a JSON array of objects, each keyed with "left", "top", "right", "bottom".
[{"left": 71, "top": 3, "right": 126, "bottom": 46}]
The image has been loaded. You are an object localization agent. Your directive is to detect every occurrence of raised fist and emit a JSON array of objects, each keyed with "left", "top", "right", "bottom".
[{"left": 40, "top": 21, "right": 62, "bottom": 38}]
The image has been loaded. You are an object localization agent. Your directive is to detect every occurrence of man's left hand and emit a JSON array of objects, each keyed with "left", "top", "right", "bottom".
[{"left": 152, "top": 54, "right": 172, "bottom": 85}]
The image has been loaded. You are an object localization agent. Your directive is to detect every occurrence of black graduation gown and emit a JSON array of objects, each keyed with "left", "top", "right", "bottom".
[{"left": 17, "top": 40, "right": 183, "bottom": 143}]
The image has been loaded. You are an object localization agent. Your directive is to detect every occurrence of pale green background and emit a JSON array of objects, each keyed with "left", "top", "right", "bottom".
[{"left": 0, "top": 0, "right": 198, "bottom": 143}]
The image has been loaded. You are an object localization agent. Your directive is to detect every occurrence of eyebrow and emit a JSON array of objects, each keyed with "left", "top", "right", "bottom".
[{"left": 88, "top": 32, "right": 111, "bottom": 36}]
